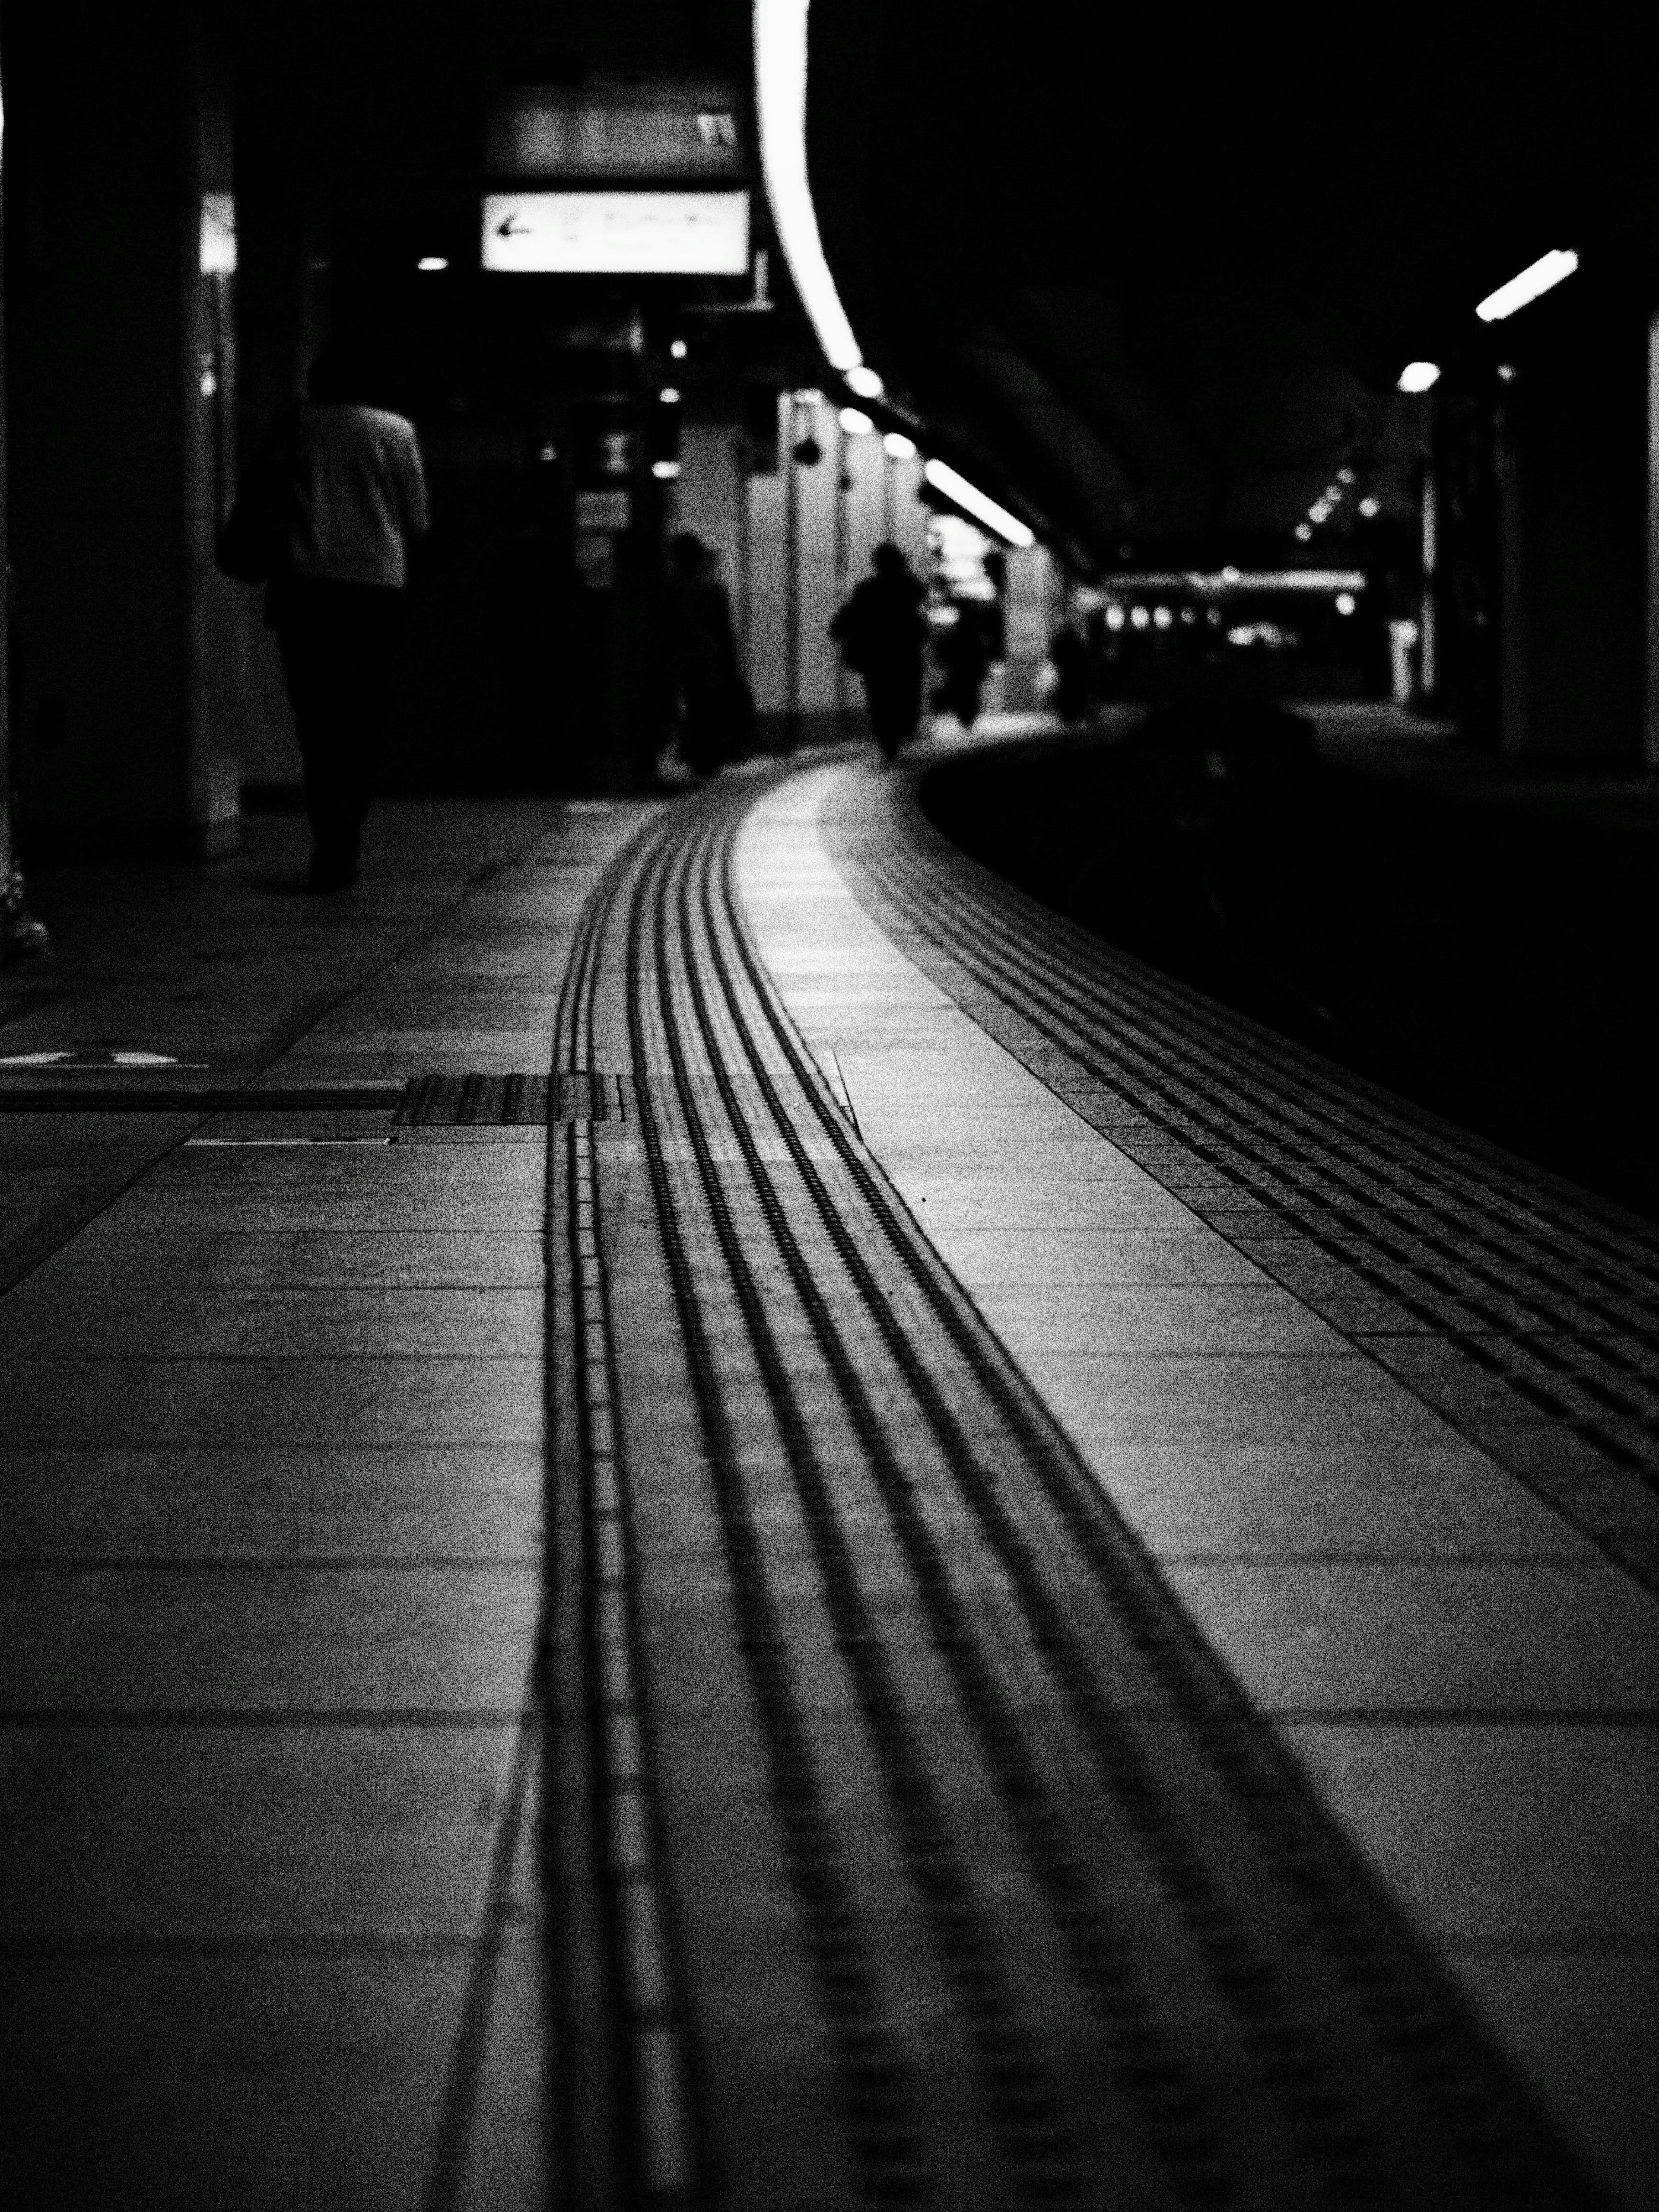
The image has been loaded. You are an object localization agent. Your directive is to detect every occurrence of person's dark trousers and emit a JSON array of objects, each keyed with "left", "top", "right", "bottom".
[
  {"left": 681, "top": 683, "right": 730, "bottom": 776},
  {"left": 272, "top": 578, "right": 404, "bottom": 886},
  {"left": 862, "top": 668, "right": 922, "bottom": 758}
]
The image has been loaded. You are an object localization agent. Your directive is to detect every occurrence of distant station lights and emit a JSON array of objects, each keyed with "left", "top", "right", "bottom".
[
  {"left": 1398, "top": 361, "right": 1441, "bottom": 393},
  {"left": 1293, "top": 467, "right": 1371, "bottom": 546},
  {"left": 670, "top": 339, "right": 688, "bottom": 360},
  {"left": 1476, "top": 248, "right": 1579, "bottom": 323},
  {"left": 659, "top": 387, "right": 681, "bottom": 404},
  {"left": 417, "top": 256, "right": 448, "bottom": 272},
  {"left": 652, "top": 460, "right": 682, "bottom": 480}
]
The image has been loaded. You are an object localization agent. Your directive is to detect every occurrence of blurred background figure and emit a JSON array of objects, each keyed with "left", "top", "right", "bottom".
[
  {"left": 665, "top": 531, "right": 749, "bottom": 779},
  {"left": 489, "top": 497, "right": 583, "bottom": 790},
  {"left": 830, "top": 542, "right": 929, "bottom": 760},
  {"left": 1048, "top": 621, "right": 1091, "bottom": 723},
  {"left": 933, "top": 596, "right": 998, "bottom": 731},
  {"left": 228, "top": 340, "right": 429, "bottom": 890}
]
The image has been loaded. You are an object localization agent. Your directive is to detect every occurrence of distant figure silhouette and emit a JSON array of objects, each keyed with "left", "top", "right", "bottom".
[
  {"left": 934, "top": 599, "right": 996, "bottom": 730},
  {"left": 666, "top": 532, "right": 748, "bottom": 777},
  {"left": 1049, "top": 623, "right": 1091, "bottom": 723},
  {"left": 230, "top": 342, "right": 429, "bottom": 889},
  {"left": 830, "top": 542, "right": 928, "bottom": 760}
]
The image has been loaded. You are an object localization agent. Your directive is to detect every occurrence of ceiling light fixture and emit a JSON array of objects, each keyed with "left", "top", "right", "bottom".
[
  {"left": 883, "top": 432, "right": 917, "bottom": 460},
  {"left": 417, "top": 256, "right": 448, "bottom": 272},
  {"left": 1476, "top": 249, "right": 1578, "bottom": 323},
  {"left": 922, "top": 458, "right": 1034, "bottom": 548},
  {"left": 838, "top": 407, "right": 874, "bottom": 435},
  {"left": 1398, "top": 361, "right": 1441, "bottom": 393},
  {"left": 670, "top": 338, "right": 688, "bottom": 359},
  {"left": 845, "top": 365, "right": 884, "bottom": 399}
]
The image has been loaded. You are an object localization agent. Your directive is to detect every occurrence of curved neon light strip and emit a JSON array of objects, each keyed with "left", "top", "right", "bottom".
[
  {"left": 753, "top": 1, "right": 862, "bottom": 372},
  {"left": 754, "top": 4, "right": 1036, "bottom": 549}
]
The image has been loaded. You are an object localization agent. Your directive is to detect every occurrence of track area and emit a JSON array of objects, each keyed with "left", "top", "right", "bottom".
[
  {"left": 829, "top": 765, "right": 1659, "bottom": 1602},
  {"left": 541, "top": 769, "right": 1602, "bottom": 2210}
]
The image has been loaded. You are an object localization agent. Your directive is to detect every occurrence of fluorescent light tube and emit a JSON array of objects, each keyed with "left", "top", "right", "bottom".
[
  {"left": 923, "top": 459, "right": 1034, "bottom": 547},
  {"left": 1476, "top": 249, "right": 1578, "bottom": 322}
]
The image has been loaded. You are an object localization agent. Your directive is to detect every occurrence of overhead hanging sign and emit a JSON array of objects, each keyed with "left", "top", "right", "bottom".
[
  {"left": 482, "top": 191, "right": 750, "bottom": 274},
  {"left": 485, "top": 89, "right": 746, "bottom": 180}
]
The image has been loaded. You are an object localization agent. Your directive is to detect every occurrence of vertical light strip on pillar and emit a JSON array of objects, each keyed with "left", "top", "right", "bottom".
[{"left": 1420, "top": 462, "right": 1439, "bottom": 697}]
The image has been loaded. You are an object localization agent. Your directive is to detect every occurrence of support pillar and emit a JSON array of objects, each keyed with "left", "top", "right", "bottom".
[
  {"left": 1645, "top": 315, "right": 1659, "bottom": 771},
  {"left": 1494, "top": 283, "right": 1645, "bottom": 763},
  {"left": 4, "top": 1, "right": 254, "bottom": 859},
  {"left": 0, "top": 64, "right": 46, "bottom": 955}
]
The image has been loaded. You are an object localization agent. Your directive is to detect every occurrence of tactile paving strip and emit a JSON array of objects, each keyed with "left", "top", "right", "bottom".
[
  {"left": 534, "top": 776, "right": 1604, "bottom": 2209},
  {"left": 828, "top": 767, "right": 1659, "bottom": 1597}
]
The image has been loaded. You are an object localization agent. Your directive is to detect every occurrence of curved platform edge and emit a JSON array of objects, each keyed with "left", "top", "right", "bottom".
[{"left": 734, "top": 756, "right": 1659, "bottom": 2212}]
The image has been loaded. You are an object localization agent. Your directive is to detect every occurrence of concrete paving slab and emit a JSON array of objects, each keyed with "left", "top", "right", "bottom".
[
  {"left": 0, "top": 1446, "right": 543, "bottom": 1561},
  {"left": 1456, "top": 1955, "right": 1659, "bottom": 2212},
  {"left": 890, "top": 1174, "right": 1200, "bottom": 1230},
  {"left": 107, "top": 1190, "right": 541, "bottom": 1230},
  {"left": 1013, "top": 1351, "right": 1405, "bottom": 1448},
  {"left": 2, "top": 1951, "right": 470, "bottom": 2211},
  {"left": 19, "top": 1226, "right": 546, "bottom": 1288},
  {"left": 933, "top": 1227, "right": 1269, "bottom": 1285},
  {"left": 0, "top": 1285, "right": 543, "bottom": 1358},
  {"left": 1079, "top": 1437, "right": 1602, "bottom": 1559},
  {"left": 959, "top": 1280, "right": 1349, "bottom": 1357},
  {"left": 0, "top": 1357, "right": 545, "bottom": 1447},
  {"left": 0, "top": 1721, "right": 520, "bottom": 1939},
  {"left": 1283, "top": 1720, "right": 1659, "bottom": 1945},
  {"left": 0, "top": 1565, "right": 539, "bottom": 1711},
  {"left": 1165, "top": 1558, "right": 1659, "bottom": 1710}
]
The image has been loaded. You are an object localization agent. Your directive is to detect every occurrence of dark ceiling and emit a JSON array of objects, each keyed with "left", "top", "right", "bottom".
[
  {"left": 807, "top": 0, "right": 1659, "bottom": 569},
  {"left": 213, "top": 0, "right": 1657, "bottom": 574}
]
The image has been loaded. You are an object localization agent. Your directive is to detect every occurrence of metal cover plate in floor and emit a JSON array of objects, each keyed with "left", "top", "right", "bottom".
[{"left": 392, "top": 1072, "right": 625, "bottom": 1126}]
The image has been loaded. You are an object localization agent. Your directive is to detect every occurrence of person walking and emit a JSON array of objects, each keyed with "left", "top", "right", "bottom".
[
  {"left": 830, "top": 542, "right": 928, "bottom": 760},
  {"left": 665, "top": 531, "right": 749, "bottom": 777},
  {"left": 225, "top": 341, "right": 429, "bottom": 889}
]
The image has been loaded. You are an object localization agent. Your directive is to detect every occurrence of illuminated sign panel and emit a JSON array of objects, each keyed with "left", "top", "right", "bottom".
[
  {"left": 485, "top": 90, "right": 745, "bottom": 179},
  {"left": 482, "top": 191, "right": 750, "bottom": 274}
]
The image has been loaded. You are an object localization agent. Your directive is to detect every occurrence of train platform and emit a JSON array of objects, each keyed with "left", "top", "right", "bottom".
[{"left": 1, "top": 753, "right": 1655, "bottom": 2209}]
